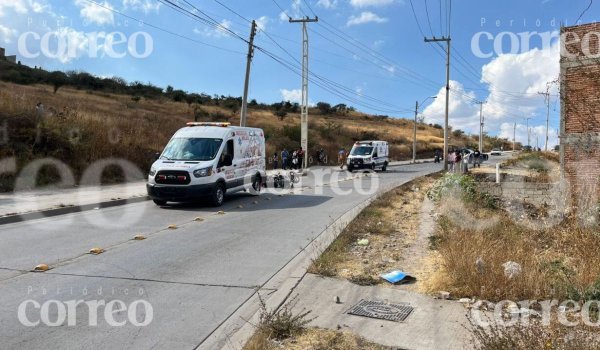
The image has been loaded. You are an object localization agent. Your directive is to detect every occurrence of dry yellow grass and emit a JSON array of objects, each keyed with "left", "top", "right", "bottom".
[
  {"left": 308, "top": 175, "right": 440, "bottom": 286},
  {"left": 244, "top": 328, "right": 386, "bottom": 350},
  {"left": 426, "top": 201, "right": 600, "bottom": 302},
  {"left": 0, "top": 81, "right": 473, "bottom": 190}
]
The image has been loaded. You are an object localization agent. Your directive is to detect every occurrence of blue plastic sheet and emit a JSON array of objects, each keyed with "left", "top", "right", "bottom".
[{"left": 380, "top": 271, "right": 416, "bottom": 284}]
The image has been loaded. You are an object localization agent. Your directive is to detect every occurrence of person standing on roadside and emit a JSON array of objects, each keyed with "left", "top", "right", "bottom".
[
  {"left": 338, "top": 148, "right": 347, "bottom": 169},
  {"left": 454, "top": 150, "right": 462, "bottom": 173},
  {"left": 473, "top": 149, "right": 481, "bottom": 168},
  {"left": 463, "top": 150, "right": 470, "bottom": 173},
  {"left": 448, "top": 150, "right": 455, "bottom": 172},
  {"left": 297, "top": 147, "right": 305, "bottom": 170},
  {"left": 281, "top": 149, "right": 289, "bottom": 170},
  {"left": 272, "top": 152, "right": 278, "bottom": 170}
]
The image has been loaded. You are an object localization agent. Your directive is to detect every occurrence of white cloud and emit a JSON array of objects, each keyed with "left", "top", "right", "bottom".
[
  {"left": 347, "top": 11, "right": 388, "bottom": 26},
  {"left": 422, "top": 80, "right": 481, "bottom": 132},
  {"left": 0, "top": 24, "right": 18, "bottom": 44},
  {"left": 317, "top": 0, "right": 338, "bottom": 9},
  {"left": 278, "top": 11, "right": 289, "bottom": 21},
  {"left": 75, "top": 0, "right": 115, "bottom": 26},
  {"left": 194, "top": 19, "right": 233, "bottom": 38},
  {"left": 47, "top": 27, "right": 91, "bottom": 64},
  {"left": 255, "top": 16, "right": 269, "bottom": 31},
  {"left": 499, "top": 123, "right": 558, "bottom": 149},
  {"left": 422, "top": 41, "right": 560, "bottom": 148},
  {"left": 122, "top": 0, "right": 161, "bottom": 13},
  {"left": 350, "top": 0, "right": 395, "bottom": 8},
  {"left": 481, "top": 39, "right": 560, "bottom": 122},
  {"left": 0, "top": 0, "right": 28, "bottom": 17},
  {"left": 281, "top": 89, "right": 302, "bottom": 103}
]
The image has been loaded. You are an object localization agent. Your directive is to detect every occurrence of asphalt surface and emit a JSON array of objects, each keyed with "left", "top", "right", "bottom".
[{"left": 0, "top": 159, "right": 507, "bottom": 350}]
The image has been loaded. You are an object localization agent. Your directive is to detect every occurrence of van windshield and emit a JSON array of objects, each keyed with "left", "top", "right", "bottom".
[
  {"left": 161, "top": 138, "right": 223, "bottom": 161},
  {"left": 351, "top": 146, "right": 373, "bottom": 156}
]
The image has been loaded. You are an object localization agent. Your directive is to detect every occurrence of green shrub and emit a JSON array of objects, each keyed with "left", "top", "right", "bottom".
[{"left": 427, "top": 173, "right": 498, "bottom": 209}]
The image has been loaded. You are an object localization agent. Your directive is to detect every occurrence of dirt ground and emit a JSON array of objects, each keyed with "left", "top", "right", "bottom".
[{"left": 308, "top": 174, "right": 441, "bottom": 292}]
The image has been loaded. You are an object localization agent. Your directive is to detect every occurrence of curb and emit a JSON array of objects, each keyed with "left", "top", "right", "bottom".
[
  {"left": 197, "top": 173, "right": 435, "bottom": 350},
  {"left": 0, "top": 196, "right": 149, "bottom": 226}
]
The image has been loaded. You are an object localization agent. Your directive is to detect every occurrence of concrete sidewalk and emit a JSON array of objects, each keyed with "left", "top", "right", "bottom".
[
  {"left": 0, "top": 181, "right": 148, "bottom": 217},
  {"left": 291, "top": 274, "right": 472, "bottom": 350}
]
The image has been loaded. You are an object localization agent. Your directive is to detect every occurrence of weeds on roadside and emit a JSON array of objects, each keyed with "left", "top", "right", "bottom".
[
  {"left": 470, "top": 316, "right": 600, "bottom": 350},
  {"left": 256, "top": 295, "right": 315, "bottom": 341}
]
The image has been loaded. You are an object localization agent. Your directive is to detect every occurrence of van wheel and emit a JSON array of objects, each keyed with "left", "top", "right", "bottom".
[
  {"left": 211, "top": 182, "right": 226, "bottom": 207},
  {"left": 250, "top": 174, "right": 262, "bottom": 195},
  {"left": 153, "top": 199, "right": 167, "bottom": 206},
  {"left": 382, "top": 162, "right": 388, "bottom": 172}
]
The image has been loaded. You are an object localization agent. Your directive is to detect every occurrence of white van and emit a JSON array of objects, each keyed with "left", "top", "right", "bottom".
[
  {"left": 347, "top": 141, "right": 389, "bottom": 172},
  {"left": 147, "top": 122, "right": 266, "bottom": 206}
]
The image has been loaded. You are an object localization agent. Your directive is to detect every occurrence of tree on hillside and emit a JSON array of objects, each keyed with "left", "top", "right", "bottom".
[
  {"left": 275, "top": 110, "right": 288, "bottom": 121},
  {"left": 48, "top": 71, "right": 67, "bottom": 93},
  {"left": 317, "top": 102, "right": 332, "bottom": 114}
]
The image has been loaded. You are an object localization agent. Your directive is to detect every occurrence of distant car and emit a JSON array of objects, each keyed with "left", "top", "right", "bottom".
[{"left": 490, "top": 149, "right": 502, "bottom": 155}]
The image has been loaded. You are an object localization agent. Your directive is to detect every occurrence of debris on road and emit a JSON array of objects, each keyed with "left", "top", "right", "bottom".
[
  {"left": 380, "top": 270, "right": 416, "bottom": 285},
  {"left": 133, "top": 235, "right": 146, "bottom": 240},
  {"left": 216, "top": 211, "right": 225, "bottom": 215},
  {"left": 194, "top": 217, "right": 204, "bottom": 222},
  {"left": 357, "top": 239, "right": 369, "bottom": 246},
  {"left": 89, "top": 247, "right": 104, "bottom": 255},
  {"left": 33, "top": 264, "right": 50, "bottom": 272},
  {"left": 438, "top": 291, "right": 451, "bottom": 300},
  {"left": 168, "top": 224, "right": 178, "bottom": 229}
]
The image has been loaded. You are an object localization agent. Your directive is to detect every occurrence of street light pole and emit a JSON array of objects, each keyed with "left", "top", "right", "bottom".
[
  {"left": 526, "top": 118, "right": 532, "bottom": 148},
  {"left": 413, "top": 96, "right": 436, "bottom": 163}
]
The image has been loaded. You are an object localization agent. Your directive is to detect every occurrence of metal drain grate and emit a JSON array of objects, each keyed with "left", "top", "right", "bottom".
[{"left": 346, "top": 299, "right": 413, "bottom": 322}]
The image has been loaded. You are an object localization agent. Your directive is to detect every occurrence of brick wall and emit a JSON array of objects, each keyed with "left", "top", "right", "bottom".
[
  {"left": 560, "top": 22, "right": 600, "bottom": 210},
  {"left": 476, "top": 183, "right": 557, "bottom": 208}
]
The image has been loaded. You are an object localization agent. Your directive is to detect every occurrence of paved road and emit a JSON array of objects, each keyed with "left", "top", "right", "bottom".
[{"left": 0, "top": 157, "right": 509, "bottom": 350}]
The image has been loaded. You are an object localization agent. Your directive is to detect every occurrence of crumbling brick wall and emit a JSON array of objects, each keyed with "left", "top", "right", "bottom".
[{"left": 560, "top": 22, "right": 600, "bottom": 213}]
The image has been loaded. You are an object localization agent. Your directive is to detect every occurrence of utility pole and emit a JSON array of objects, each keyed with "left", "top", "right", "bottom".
[
  {"left": 526, "top": 117, "right": 532, "bottom": 148},
  {"left": 413, "top": 100, "right": 418, "bottom": 163},
  {"left": 290, "top": 16, "right": 318, "bottom": 169},
  {"left": 538, "top": 84, "right": 551, "bottom": 152},
  {"left": 513, "top": 122, "right": 516, "bottom": 152},
  {"left": 413, "top": 96, "right": 436, "bottom": 163},
  {"left": 240, "top": 20, "right": 257, "bottom": 127},
  {"left": 476, "top": 101, "right": 485, "bottom": 152},
  {"left": 425, "top": 36, "right": 451, "bottom": 170}
]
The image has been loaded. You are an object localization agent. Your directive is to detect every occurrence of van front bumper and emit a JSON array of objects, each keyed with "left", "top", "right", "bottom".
[{"left": 147, "top": 183, "right": 215, "bottom": 202}]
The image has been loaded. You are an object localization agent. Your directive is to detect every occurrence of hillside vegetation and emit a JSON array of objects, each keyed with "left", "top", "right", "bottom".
[{"left": 0, "top": 61, "right": 509, "bottom": 191}]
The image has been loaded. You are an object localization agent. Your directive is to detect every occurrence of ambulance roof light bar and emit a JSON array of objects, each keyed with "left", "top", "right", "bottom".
[{"left": 186, "top": 122, "right": 231, "bottom": 127}]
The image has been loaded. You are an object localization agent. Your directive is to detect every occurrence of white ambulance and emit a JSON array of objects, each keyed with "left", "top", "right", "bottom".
[
  {"left": 347, "top": 140, "right": 389, "bottom": 172},
  {"left": 147, "top": 122, "right": 266, "bottom": 206}
]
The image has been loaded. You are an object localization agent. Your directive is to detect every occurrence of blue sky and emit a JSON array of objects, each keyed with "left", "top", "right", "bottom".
[{"left": 0, "top": 0, "right": 598, "bottom": 147}]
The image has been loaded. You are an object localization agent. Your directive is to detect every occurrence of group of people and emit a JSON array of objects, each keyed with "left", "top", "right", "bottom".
[
  {"left": 447, "top": 149, "right": 482, "bottom": 173},
  {"left": 271, "top": 147, "right": 350, "bottom": 170},
  {"left": 271, "top": 148, "right": 305, "bottom": 170}
]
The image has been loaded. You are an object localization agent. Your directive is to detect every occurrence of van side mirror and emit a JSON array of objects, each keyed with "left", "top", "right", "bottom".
[{"left": 154, "top": 152, "right": 160, "bottom": 161}]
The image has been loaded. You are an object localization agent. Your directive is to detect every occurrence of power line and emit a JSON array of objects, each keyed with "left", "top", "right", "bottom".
[
  {"left": 409, "top": 0, "right": 427, "bottom": 38},
  {"left": 81, "top": 0, "right": 245, "bottom": 55},
  {"left": 424, "top": 0, "right": 436, "bottom": 37},
  {"left": 271, "top": 0, "right": 290, "bottom": 20},
  {"left": 576, "top": 0, "right": 593, "bottom": 23}
]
